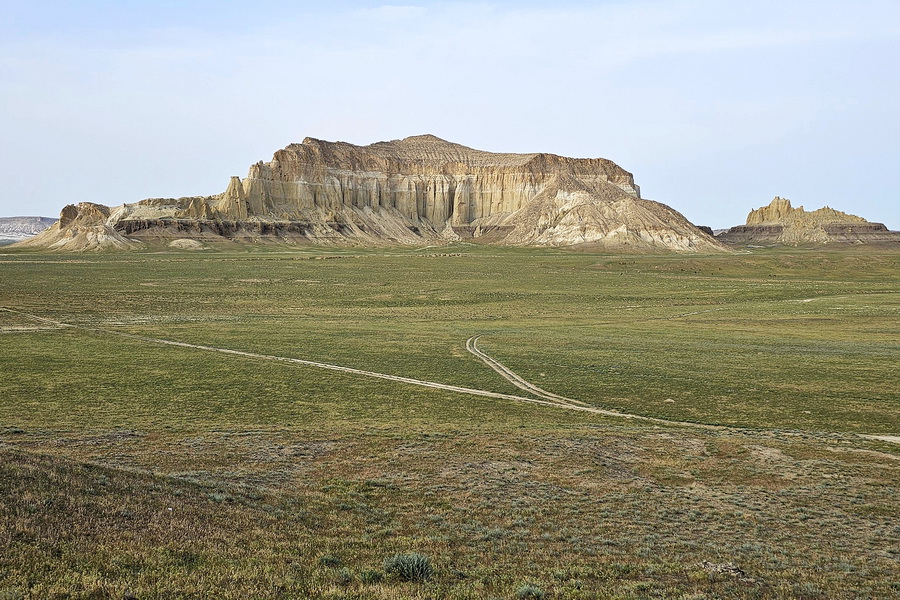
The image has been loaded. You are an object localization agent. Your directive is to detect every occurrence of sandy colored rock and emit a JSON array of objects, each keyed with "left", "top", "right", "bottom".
[
  {"left": 18, "top": 135, "right": 725, "bottom": 252},
  {"left": 168, "top": 239, "right": 206, "bottom": 250},
  {"left": 13, "top": 203, "right": 136, "bottom": 251},
  {"left": 747, "top": 196, "right": 867, "bottom": 229},
  {"left": 718, "top": 197, "right": 900, "bottom": 246}
]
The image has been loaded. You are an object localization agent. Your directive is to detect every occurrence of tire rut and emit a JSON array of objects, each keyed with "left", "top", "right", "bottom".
[
  {"left": 6, "top": 308, "right": 894, "bottom": 444},
  {"left": 465, "top": 335, "right": 586, "bottom": 407},
  {"left": 0, "top": 308, "right": 605, "bottom": 415}
]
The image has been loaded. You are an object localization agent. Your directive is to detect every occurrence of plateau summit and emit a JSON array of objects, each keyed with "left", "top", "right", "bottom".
[{"left": 17, "top": 135, "right": 724, "bottom": 252}]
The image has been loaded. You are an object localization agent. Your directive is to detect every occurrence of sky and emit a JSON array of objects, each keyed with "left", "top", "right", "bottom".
[{"left": 2, "top": 0, "right": 899, "bottom": 229}]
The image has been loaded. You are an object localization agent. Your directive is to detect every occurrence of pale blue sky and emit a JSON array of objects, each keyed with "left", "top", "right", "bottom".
[{"left": 2, "top": 0, "right": 898, "bottom": 228}]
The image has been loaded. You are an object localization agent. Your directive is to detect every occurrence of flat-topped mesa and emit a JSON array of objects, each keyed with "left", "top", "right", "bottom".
[
  {"left": 18, "top": 135, "right": 725, "bottom": 251},
  {"left": 215, "top": 134, "right": 643, "bottom": 228},
  {"left": 718, "top": 197, "right": 899, "bottom": 246}
]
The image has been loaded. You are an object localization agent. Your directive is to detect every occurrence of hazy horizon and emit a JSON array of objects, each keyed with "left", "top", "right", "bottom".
[{"left": 2, "top": 1, "right": 898, "bottom": 229}]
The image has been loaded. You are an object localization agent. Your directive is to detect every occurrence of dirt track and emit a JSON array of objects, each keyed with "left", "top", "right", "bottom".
[
  {"left": 1, "top": 308, "right": 608, "bottom": 416},
  {"left": 4, "top": 307, "right": 897, "bottom": 443},
  {"left": 465, "top": 335, "right": 586, "bottom": 407}
]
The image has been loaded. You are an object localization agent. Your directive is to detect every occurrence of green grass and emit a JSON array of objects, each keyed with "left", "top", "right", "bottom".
[
  {"left": 0, "top": 245, "right": 898, "bottom": 598},
  {"left": 2, "top": 246, "right": 897, "bottom": 433}
]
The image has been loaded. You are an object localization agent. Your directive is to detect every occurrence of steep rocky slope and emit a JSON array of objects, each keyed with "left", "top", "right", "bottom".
[
  {"left": 13, "top": 203, "right": 136, "bottom": 251},
  {"left": 718, "top": 197, "right": 900, "bottom": 246},
  {"left": 18, "top": 135, "right": 724, "bottom": 252}
]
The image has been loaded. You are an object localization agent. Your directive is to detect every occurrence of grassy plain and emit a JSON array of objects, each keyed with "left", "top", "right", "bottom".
[{"left": 0, "top": 245, "right": 898, "bottom": 599}]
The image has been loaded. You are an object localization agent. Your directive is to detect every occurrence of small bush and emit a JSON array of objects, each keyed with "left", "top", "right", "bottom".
[
  {"left": 336, "top": 568, "right": 354, "bottom": 585},
  {"left": 164, "top": 549, "right": 201, "bottom": 569},
  {"left": 516, "top": 583, "right": 545, "bottom": 600},
  {"left": 360, "top": 569, "right": 384, "bottom": 584},
  {"left": 383, "top": 553, "right": 433, "bottom": 582},
  {"left": 207, "top": 491, "right": 233, "bottom": 503},
  {"left": 318, "top": 554, "right": 342, "bottom": 568}
]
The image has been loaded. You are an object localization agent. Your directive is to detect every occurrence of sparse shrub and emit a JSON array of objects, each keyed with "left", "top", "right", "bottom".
[
  {"left": 206, "top": 491, "right": 233, "bottom": 503},
  {"left": 383, "top": 553, "right": 433, "bottom": 582},
  {"left": 318, "top": 554, "right": 342, "bottom": 568},
  {"left": 516, "top": 583, "right": 545, "bottom": 599},
  {"left": 360, "top": 569, "right": 384, "bottom": 584},
  {"left": 164, "top": 548, "right": 200, "bottom": 569},
  {"left": 336, "top": 568, "right": 354, "bottom": 585},
  {"left": 792, "top": 582, "right": 824, "bottom": 598}
]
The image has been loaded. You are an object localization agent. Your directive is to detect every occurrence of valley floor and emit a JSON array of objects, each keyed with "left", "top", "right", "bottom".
[{"left": 0, "top": 246, "right": 897, "bottom": 598}]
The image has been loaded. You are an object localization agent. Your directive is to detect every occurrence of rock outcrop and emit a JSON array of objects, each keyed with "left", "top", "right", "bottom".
[
  {"left": 717, "top": 197, "right": 900, "bottom": 246},
  {"left": 0, "top": 216, "right": 55, "bottom": 242},
  {"left": 18, "top": 135, "right": 725, "bottom": 252},
  {"left": 13, "top": 203, "right": 136, "bottom": 251}
]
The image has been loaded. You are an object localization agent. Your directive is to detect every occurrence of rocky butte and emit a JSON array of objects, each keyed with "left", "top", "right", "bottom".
[
  {"left": 717, "top": 197, "right": 900, "bottom": 246},
  {"left": 17, "top": 135, "right": 725, "bottom": 252}
]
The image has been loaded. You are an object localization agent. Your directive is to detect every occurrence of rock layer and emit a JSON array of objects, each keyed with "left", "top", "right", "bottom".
[
  {"left": 717, "top": 197, "right": 900, "bottom": 246},
  {"left": 13, "top": 203, "right": 136, "bottom": 251},
  {"left": 0, "top": 216, "right": 55, "bottom": 242},
  {"left": 18, "top": 135, "right": 724, "bottom": 252}
]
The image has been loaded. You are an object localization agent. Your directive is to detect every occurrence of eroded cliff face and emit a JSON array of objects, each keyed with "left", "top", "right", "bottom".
[
  {"left": 19, "top": 135, "right": 725, "bottom": 251},
  {"left": 746, "top": 196, "right": 868, "bottom": 227},
  {"left": 210, "top": 135, "right": 643, "bottom": 227},
  {"left": 12, "top": 203, "right": 136, "bottom": 251},
  {"left": 0, "top": 216, "right": 55, "bottom": 242},
  {"left": 718, "top": 197, "right": 900, "bottom": 246}
]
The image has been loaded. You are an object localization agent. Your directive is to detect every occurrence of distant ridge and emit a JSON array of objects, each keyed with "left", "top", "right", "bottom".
[
  {"left": 717, "top": 197, "right": 900, "bottom": 246},
  {"left": 17, "top": 135, "right": 724, "bottom": 252},
  {"left": 0, "top": 216, "right": 55, "bottom": 243}
]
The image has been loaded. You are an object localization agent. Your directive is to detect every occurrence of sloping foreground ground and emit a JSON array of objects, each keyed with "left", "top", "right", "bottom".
[
  {"left": 0, "top": 246, "right": 897, "bottom": 598},
  {"left": 1, "top": 422, "right": 897, "bottom": 599}
]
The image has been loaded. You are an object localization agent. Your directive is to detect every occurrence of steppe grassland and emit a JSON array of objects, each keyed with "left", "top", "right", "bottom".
[
  {"left": 2, "top": 246, "right": 897, "bottom": 432},
  {"left": 0, "top": 246, "right": 897, "bottom": 599}
]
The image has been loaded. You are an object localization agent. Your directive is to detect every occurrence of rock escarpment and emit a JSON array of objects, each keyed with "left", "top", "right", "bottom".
[
  {"left": 717, "top": 197, "right": 900, "bottom": 246},
  {"left": 0, "top": 216, "right": 55, "bottom": 243},
  {"left": 18, "top": 135, "right": 724, "bottom": 252}
]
